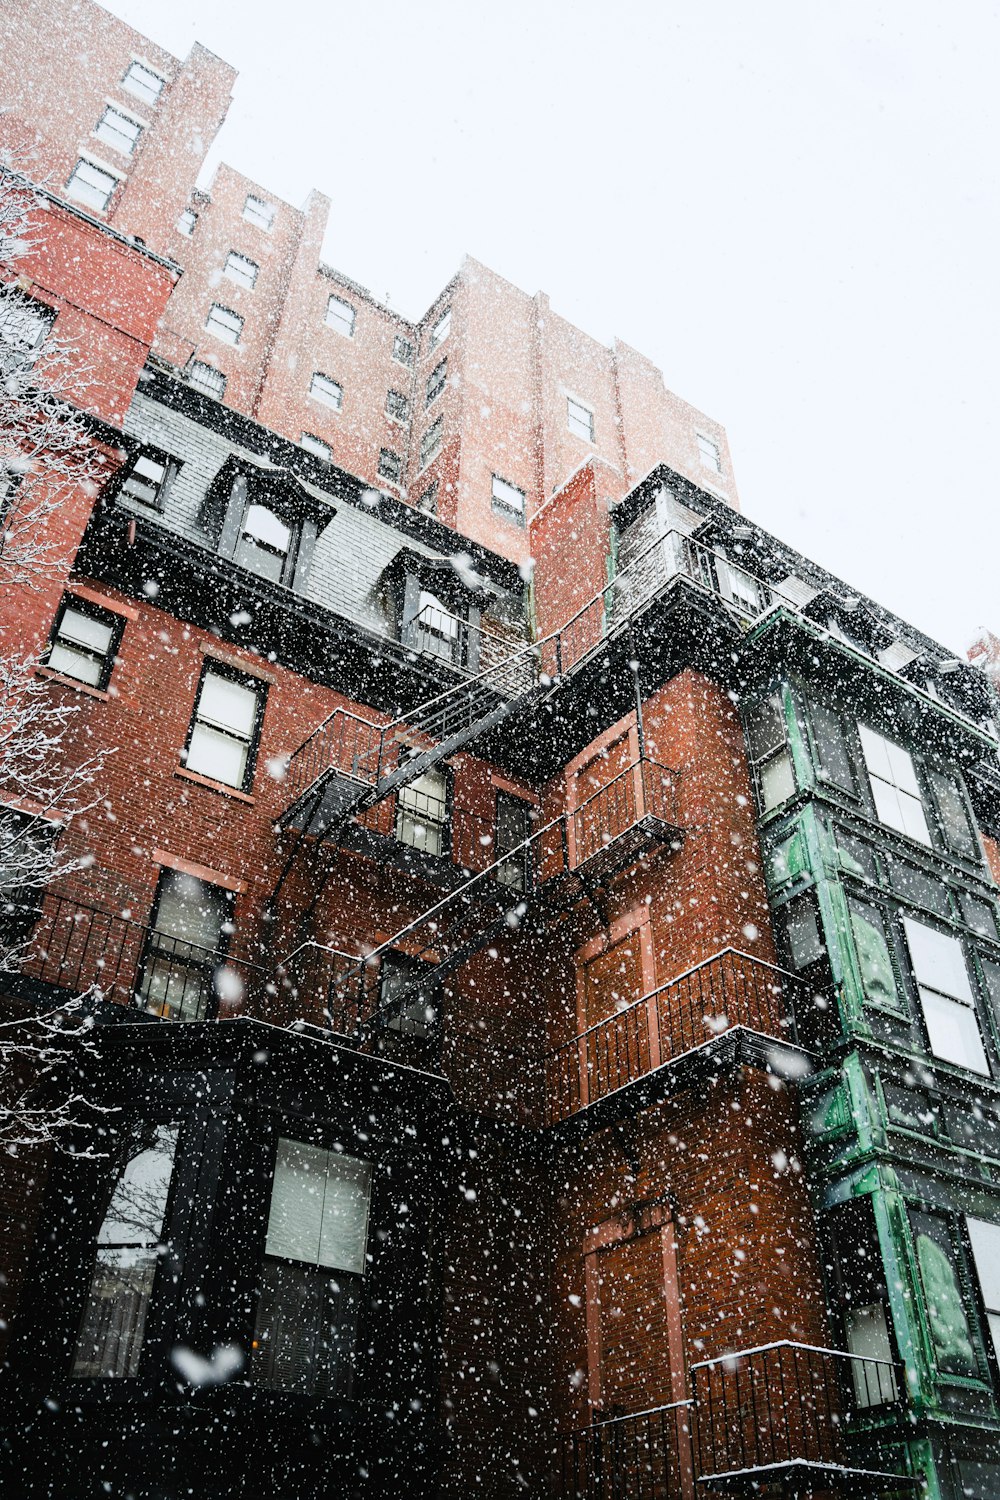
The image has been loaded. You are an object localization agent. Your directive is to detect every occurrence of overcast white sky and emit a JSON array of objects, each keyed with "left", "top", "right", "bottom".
[{"left": 103, "top": 0, "right": 998, "bottom": 655}]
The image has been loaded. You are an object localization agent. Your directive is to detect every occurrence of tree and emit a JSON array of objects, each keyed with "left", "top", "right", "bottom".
[{"left": 0, "top": 161, "right": 113, "bottom": 1153}]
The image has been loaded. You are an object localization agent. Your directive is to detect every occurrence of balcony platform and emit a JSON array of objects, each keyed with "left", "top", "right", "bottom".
[
  {"left": 573, "top": 810, "right": 684, "bottom": 884},
  {"left": 697, "top": 1457, "right": 914, "bottom": 1493}
]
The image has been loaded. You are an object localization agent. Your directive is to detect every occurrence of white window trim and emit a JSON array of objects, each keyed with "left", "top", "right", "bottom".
[
  {"left": 72, "top": 149, "right": 125, "bottom": 183},
  {"left": 565, "top": 393, "right": 596, "bottom": 443},
  {"left": 309, "top": 373, "right": 343, "bottom": 412},
  {"left": 325, "top": 295, "right": 356, "bottom": 338},
  {"left": 125, "top": 53, "right": 173, "bottom": 86},
  {"left": 224, "top": 252, "right": 259, "bottom": 290}
]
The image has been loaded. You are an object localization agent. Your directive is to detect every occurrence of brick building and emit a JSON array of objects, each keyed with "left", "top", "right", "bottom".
[{"left": 3, "top": 4, "right": 1000, "bottom": 1498}]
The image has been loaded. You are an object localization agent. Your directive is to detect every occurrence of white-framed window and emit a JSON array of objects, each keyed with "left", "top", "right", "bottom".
[
  {"left": 184, "top": 665, "right": 263, "bottom": 791},
  {"left": 46, "top": 596, "right": 123, "bottom": 690},
  {"left": 429, "top": 307, "right": 451, "bottom": 350},
  {"left": 187, "top": 359, "right": 226, "bottom": 399},
  {"left": 65, "top": 158, "right": 118, "bottom": 213},
  {"left": 396, "top": 767, "right": 449, "bottom": 855},
  {"left": 224, "top": 252, "right": 259, "bottom": 290},
  {"left": 417, "top": 482, "right": 438, "bottom": 515},
  {"left": 491, "top": 475, "right": 525, "bottom": 527},
  {"left": 0, "top": 286, "right": 55, "bottom": 371},
  {"left": 903, "top": 916, "right": 989, "bottom": 1075},
  {"left": 392, "top": 334, "right": 414, "bottom": 367},
  {"left": 121, "top": 60, "right": 166, "bottom": 107},
  {"left": 301, "top": 432, "right": 331, "bottom": 461},
  {"left": 253, "top": 1140, "right": 371, "bottom": 1400},
  {"left": 177, "top": 208, "right": 197, "bottom": 236},
  {"left": 205, "top": 304, "right": 243, "bottom": 346},
  {"left": 378, "top": 449, "right": 402, "bottom": 484},
  {"left": 859, "top": 725, "right": 931, "bottom": 846},
  {"left": 309, "top": 372, "right": 342, "bottom": 411},
  {"left": 419, "top": 418, "right": 442, "bottom": 470},
  {"left": 325, "top": 295, "right": 356, "bottom": 338},
  {"left": 966, "top": 1218, "right": 1000, "bottom": 1365},
  {"left": 94, "top": 104, "right": 143, "bottom": 156},
  {"left": 385, "top": 389, "right": 409, "bottom": 424},
  {"left": 567, "top": 396, "right": 594, "bottom": 442},
  {"left": 119, "top": 448, "right": 179, "bottom": 510},
  {"left": 243, "top": 194, "right": 275, "bottom": 231},
  {"left": 426, "top": 357, "right": 447, "bottom": 407},
  {"left": 697, "top": 432, "right": 722, "bottom": 473}
]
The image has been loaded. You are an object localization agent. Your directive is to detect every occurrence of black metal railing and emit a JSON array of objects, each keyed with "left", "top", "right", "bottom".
[
  {"left": 691, "top": 1340, "right": 902, "bottom": 1482},
  {"left": 2, "top": 892, "right": 265, "bottom": 1022},
  {"left": 571, "top": 759, "right": 681, "bottom": 868},
  {"left": 561, "top": 1401, "right": 695, "bottom": 1499},
  {"left": 541, "top": 949, "right": 805, "bottom": 1126}
]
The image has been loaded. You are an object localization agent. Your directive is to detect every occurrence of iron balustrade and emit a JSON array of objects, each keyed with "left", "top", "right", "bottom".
[
  {"left": 405, "top": 600, "right": 535, "bottom": 698},
  {"left": 542, "top": 949, "right": 807, "bottom": 1126},
  {"left": 561, "top": 1400, "right": 695, "bottom": 1500},
  {"left": 691, "top": 1339, "right": 902, "bottom": 1484},
  {"left": 571, "top": 759, "right": 681, "bottom": 869},
  {"left": 2, "top": 891, "right": 265, "bottom": 1022}
]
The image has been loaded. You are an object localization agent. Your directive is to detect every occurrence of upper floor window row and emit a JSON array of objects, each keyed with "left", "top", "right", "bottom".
[
  {"left": 121, "top": 60, "right": 166, "bottom": 108},
  {"left": 746, "top": 689, "right": 981, "bottom": 865}
]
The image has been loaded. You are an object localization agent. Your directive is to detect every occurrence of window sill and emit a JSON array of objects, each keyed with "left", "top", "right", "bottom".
[
  {"left": 35, "top": 666, "right": 110, "bottom": 701},
  {"left": 175, "top": 766, "right": 255, "bottom": 803}
]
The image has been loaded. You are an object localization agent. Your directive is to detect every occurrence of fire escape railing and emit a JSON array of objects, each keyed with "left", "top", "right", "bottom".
[{"left": 560, "top": 1399, "right": 695, "bottom": 1500}]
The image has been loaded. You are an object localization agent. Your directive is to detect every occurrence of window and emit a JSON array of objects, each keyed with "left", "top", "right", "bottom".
[
  {"left": 138, "top": 869, "right": 233, "bottom": 1021},
  {"left": 966, "top": 1218, "right": 1000, "bottom": 1367},
  {"left": 186, "top": 359, "right": 226, "bottom": 399},
  {"left": 848, "top": 897, "right": 900, "bottom": 1010},
  {"left": 325, "top": 295, "right": 356, "bottom": 338},
  {"left": 253, "top": 1140, "right": 371, "bottom": 1399},
  {"left": 745, "top": 693, "right": 795, "bottom": 813},
  {"left": 378, "top": 952, "right": 440, "bottom": 1043},
  {"left": 491, "top": 475, "right": 526, "bottom": 527},
  {"left": 0, "top": 286, "right": 55, "bottom": 373},
  {"left": 567, "top": 396, "right": 595, "bottom": 442},
  {"left": 94, "top": 105, "right": 142, "bottom": 155},
  {"left": 419, "top": 417, "right": 442, "bottom": 469},
  {"left": 224, "top": 252, "right": 259, "bottom": 290},
  {"left": 119, "top": 448, "right": 178, "bottom": 511},
  {"left": 0, "top": 806, "right": 55, "bottom": 950},
  {"left": 385, "top": 389, "right": 409, "bottom": 424},
  {"left": 413, "top": 588, "right": 460, "bottom": 662},
  {"left": 717, "top": 557, "right": 767, "bottom": 616},
  {"left": 860, "top": 725, "right": 931, "bottom": 846},
  {"left": 301, "top": 432, "right": 331, "bottom": 462},
  {"left": 176, "top": 208, "right": 197, "bottom": 236},
  {"left": 46, "top": 596, "right": 122, "bottom": 689},
  {"left": 205, "top": 303, "right": 243, "bottom": 345},
  {"left": 377, "top": 449, "right": 402, "bottom": 484},
  {"left": 903, "top": 916, "right": 988, "bottom": 1075},
  {"left": 121, "top": 60, "right": 166, "bottom": 107},
  {"left": 396, "top": 767, "right": 448, "bottom": 856},
  {"left": 429, "top": 307, "right": 451, "bottom": 349},
  {"left": 425, "top": 358, "right": 447, "bottom": 406},
  {"left": 417, "top": 482, "right": 438, "bottom": 515},
  {"left": 392, "top": 333, "right": 414, "bottom": 367},
  {"left": 927, "top": 768, "right": 978, "bottom": 859},
  {"left": 697, "top": 432, "right": 722, "bottom": 473},
  {"left": 809, "top": 699, "right": 856, "bottom": 794},
  {"left": 782, "top": 892, "right": 825, "bottom": 971},
  {"left": 184, "top": 665, "right": 263, "bottom": 791},
  {"left": 65, "top": 158, "right": 118, "bottom": 213},
  {"left": 309, "top": 372, "right": 342, "bottom": 410},
  {"left": 243, "top": 194, "right": 275, "bottom": 231},
  {"left": 495, "top": 792, "right": 532, "bottom": 892},
  {"left": 235, "top": 504, "right": 294, "bottom": 583},
  {"left": 911, "top": 1211, "right": 979, "bottom": 1378},
  {"left": 72, "top": 1124, "right": 178, "bottom": 1377}
]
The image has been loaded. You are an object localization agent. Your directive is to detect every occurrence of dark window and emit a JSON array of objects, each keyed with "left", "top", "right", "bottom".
[
  {"left": 425, "top": 357, "right": 447, "bottom": 407},
  {"left": 417, "top": 482, "right": 438, "bottom": 515},
  {"left": 396, "top": 767, "right": 449, "bottom": 856},
  {"left": 0, "top": 805, "right": 53, "bottom": 949},
  {"left": 809, "top": 699, "right": 856, "bottom": 793},
  {"left": 495, "top": 791, "right": 532, "bottom": 892},
  {"left": 385, "top": 389, "right": 409, "bottom": 424},
  {"left": 826, "top": 1199, "right": 899, "bottom": 1409},
  {"left": 253, "top": 1140, "right": 370, "bottom": 1399},
  {"left": 187, "top": 359, "right": 226, "bottom": 399},
  {"left": 848, "top": 896, "right": 901, "bottom": 1010},
  {"left": 963, "top": 893, "right": 998, "bottom": 941},
  {"left": 429, "top": 307, "right": 450, "bottom": 349},
  {"left": 137, "top": 868, "right": 233, "bottom": 1021},
  {"left": 119, "top": 448, "right": 178, "bottom": 510},
  {"left": 928, "top": 767, "right": 978, "bottom": 859},
  {"left": 184, "top": 664, "right": 264, "bottom": 791},
  {"left": 782, "top": 891, "right": 825, "bottom": 970},
  {"left": 46, "top": 595, "right": 123, "bottom": 689},
  {"left": 0, "top": 286, "right": 55, "bottom": 373},
  {"left": 968, "top": 1217, "right": 1000, "bottom": 1375},
  {"left": 377, "top": 449, "right": 402, "bottom": 484},
  {"left": 744, "top": 693, "right": 795, "bottom": 813},
  {"left": 910, "top": 1210, "right": 979, "bottom": 1378},
  {"left": 378, "top": 951, "right": 441, "bottom": 1042},
  {"left": 71, "top": 1124, "right": 178, "bottom": 1377},
  {"left": 392, "top": 334, "right": 414, "bottom": 367},
  {"left": 419, "top": 418, "right": 442, "bottom": 469}
]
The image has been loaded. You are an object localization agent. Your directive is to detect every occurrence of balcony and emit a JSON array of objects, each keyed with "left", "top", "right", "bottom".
[
  {"left": 561, "top": 1342, "right": 910, "bottom": 1498},
  {"left": 1, "top": 892, "right": 264, "bottom": 1022}
]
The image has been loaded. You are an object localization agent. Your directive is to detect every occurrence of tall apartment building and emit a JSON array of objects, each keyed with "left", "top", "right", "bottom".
[{"left": 3, "top": 5, "right": 1000, "bottom": 1498}]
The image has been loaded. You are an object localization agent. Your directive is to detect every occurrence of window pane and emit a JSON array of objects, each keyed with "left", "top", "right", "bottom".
[
  {"left": 869, "top": 776, "right": 906, "bottom": 836},
  {"left": 920, "top": 988, "right": 989, "bottom": 1074},
  {"left": 859, "top": 724, "right": 893, "bottom": 782},
  {"left": 849, "top": 900, "right": 899, "bottom": 1009},
  {"left": 810, "top": 701, "right": 855, "bottom": 792},
  {"left": 929, "top": 769, "right": 977, "bottom": 857},
  {"left": 745, "top": 694, "right": 784, "bottom": 761},
  {"left": 152, "top": 870, "right": 228, "bottom": 950},
  {"left": 761, "top": 750, "right": 795, "bottom": 811},
  {"left": 187, "top": 723, "right": 248, "bottom": 786},
  {"left": 885, "top": 738, "right": 921, "bottom": 797},
  {"left": 253, "top": 1258, "right": 362, "bottom": 1399},
  {"left": 265, "top": 1139, "right": 328, "bottom": 1264},
  {"left": 197, "top": 672, "right": 258, "bottom": 736},
  {"left": 899, "top": 790, "right": 932, "bottom": 846},
  {"left": 243, "top": 505, "right": 290, "bottom": 554},
  {"left": 966, "top": 1218, "right": 1000, "bottom": 1313},
  {"left": 99, "top": 1126, "right": 178, "bottom": 1244},
  {"left": 318, "top": 1157, "right": 371, "bottom": 1274},
  {"left": 72, "top": 1249, "right": 158, "bottom": 1378},
  {"left": 913, "top": 1213, "right": 979, "bottom": 1376},
  {"left": 844, "top": 1305, "right": 898, "bottom": 1407},
  {"left": 122, "top": 61, "right": 165, "bottom": 105},
  {"left": 58, "top": 607, "right": 114, "bottom": 655},
  {"left": 903, "top": 918, "right": 974, "bottom": 1003},
  {"left": 47, "top": 641, "right": 102, "bottom": 685}
]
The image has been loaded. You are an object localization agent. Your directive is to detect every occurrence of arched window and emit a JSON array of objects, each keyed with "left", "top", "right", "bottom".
[{"left": 71, "top": 1125, "right": 178, "bottom": 1378}]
